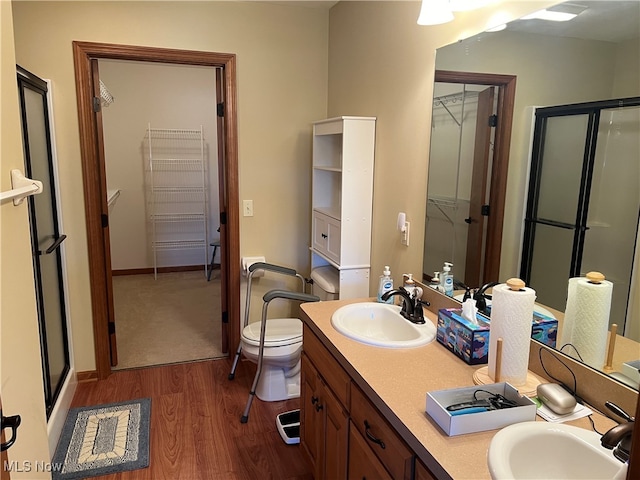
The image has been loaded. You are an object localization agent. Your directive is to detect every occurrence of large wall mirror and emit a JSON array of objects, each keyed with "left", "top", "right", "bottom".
[{"left": 423, "top": 1, "right": 639, "bottom": 390}]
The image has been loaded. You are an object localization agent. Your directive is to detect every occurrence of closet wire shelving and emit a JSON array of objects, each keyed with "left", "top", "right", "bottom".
[{"left": 145, "top": 125, "right": 208, "bottom": 279}]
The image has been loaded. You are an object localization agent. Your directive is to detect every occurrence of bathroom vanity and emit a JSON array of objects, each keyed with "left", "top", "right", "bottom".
[{"left": 299, "top": 298, "right": 620, "bottom": 480}]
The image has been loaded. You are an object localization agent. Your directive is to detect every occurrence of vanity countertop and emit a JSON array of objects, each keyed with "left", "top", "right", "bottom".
[{"left": 300, "top": 298, "right": 617, "bottom": 480}]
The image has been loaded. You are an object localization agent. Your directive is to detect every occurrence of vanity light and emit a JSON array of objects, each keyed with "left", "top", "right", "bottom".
[
  {"left": 486, "top": 24, "right": 507, "bottom": 32},
  {"left": 450, "top": 0, "right": 491, "bottom": 12},
  {"left": 417, "top": 0, "right": 454, "bottom": 25},
  {"left": 521, "top": 9, "right": 578, "bottom": 22}
]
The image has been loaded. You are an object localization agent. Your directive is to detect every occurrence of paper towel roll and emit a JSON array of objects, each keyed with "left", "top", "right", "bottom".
[
  {"left": 560, "top": 277, "right": 581, "bottom": 348},
  {"left": 569, "top": 277, "right": 613, "bottom": 369},
  {"left": 488, "top": 279, "right": 536, "bottom": 386}
]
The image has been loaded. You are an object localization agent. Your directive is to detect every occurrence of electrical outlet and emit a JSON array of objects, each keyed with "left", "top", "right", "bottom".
[
  {"left": 401, "top": 221, "right": 410, "bottom": 246},
  {"left": 243, "top": 200, "right": 254, "bottom": 217}
]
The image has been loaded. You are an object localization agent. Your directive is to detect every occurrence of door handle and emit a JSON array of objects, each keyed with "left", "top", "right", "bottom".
[
  {"left": 40, "top": 234, "right": 67, "bottom": 255},
  {"left": 1, "top": 412, "right": 22, "bottom": 451}
]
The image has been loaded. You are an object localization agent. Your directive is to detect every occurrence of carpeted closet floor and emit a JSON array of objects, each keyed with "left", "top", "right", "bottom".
[{"left": 112, "top": 270, "right": 225, "bottom": 370}]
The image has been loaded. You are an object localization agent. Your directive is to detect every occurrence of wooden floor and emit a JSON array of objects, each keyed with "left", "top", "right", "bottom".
[{"left": 71, "top": 358, "right": 312, "bottom": 480}]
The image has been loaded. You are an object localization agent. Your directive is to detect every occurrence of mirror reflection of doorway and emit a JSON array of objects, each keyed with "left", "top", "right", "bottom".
[
  {"left": 424, "top": 81, "right": 497, "bottom": 288},
  {"left": 424, "top": 70, "right": 516, "bottom": 290}
]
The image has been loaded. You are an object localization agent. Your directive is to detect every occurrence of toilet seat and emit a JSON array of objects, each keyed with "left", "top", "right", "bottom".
[{"left": 242, "top": 318, "right": 302, "bottom": 348}]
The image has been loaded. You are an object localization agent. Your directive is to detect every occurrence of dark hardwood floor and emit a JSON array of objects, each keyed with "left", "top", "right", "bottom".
[{"left": 71, "top": 358, "right": 312, "bottom": 480}]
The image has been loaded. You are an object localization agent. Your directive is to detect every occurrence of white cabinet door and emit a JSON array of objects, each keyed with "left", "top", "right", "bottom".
[{"left": 312, "top": 211, "right": 341, "bottom": 264}]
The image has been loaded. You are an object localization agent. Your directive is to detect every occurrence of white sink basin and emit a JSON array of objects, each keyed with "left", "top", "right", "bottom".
[
  {"left": 488, "top": 422, "right": 626, "bottom": 479},
  {"left": 330, "top": 302, "right": 436, "bottom": 348}
]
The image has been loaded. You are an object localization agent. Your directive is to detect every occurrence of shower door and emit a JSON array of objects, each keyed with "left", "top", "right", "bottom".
[
  {"left": 521, "top": 97, "right": 640, "bottom": 336},
  {"left": 17, "top": 66, "right": 70, "bottom": 417}
]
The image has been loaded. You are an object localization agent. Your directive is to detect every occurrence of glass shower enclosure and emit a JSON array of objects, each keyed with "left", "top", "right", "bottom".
[{"left": 521, "top": 97, "right": 640, "bottom": 340}]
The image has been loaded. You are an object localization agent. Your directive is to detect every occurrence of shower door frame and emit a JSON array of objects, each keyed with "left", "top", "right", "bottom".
[{"left": 521, "top": 96, "right": 640, "bottom": 328}]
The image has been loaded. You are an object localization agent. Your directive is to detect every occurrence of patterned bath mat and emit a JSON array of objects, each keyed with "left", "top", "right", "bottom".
[{"left": 52, "top": 398, "right": 151, "bottom": 479}]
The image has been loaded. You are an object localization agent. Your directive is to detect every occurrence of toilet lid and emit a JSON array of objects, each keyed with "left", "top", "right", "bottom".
[{"left": 242, "top": 318, "right": 303, "bottom": 347}]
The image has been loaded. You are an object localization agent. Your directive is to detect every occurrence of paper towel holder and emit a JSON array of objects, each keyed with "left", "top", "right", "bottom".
[
  {"left": 473, "top": 277, "right": 543, "bottom": 396},
  {"left": 603, "top": 323, "right": 618, "bottom": 373},
  {"left": 506, "top": 277, "right": 525, "bottom": 291},
  {"left": 586, "top": 271, "right": 605, "bottom": 284}
]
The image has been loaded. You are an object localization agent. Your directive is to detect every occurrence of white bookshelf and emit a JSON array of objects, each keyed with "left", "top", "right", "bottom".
[{"left": 310, "top": 116, "right": 376, "bottom": 298}]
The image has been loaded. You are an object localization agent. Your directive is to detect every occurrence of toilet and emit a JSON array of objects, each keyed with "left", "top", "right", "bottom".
[
  {"left": 240, "top": 266, "right": 340, "bottom": 402},
  {"left": 240, "top": 318, "right": 303, "bottom": 401}
]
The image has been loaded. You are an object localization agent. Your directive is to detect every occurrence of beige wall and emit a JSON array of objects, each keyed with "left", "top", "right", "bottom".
[
  {"left": 1, "top": 1, "right": 51, "bottom": 476},
  {"left": 99, "top": 60, "right": 219, "bottom": 270},
  {"left": 12, "top": 1, "right": 330, "bottom": 371}
]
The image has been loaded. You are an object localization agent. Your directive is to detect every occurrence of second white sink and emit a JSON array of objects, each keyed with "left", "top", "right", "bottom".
[
  {"left": 331, "top": 302, "right": 436, "bottom": 348},
  {"left": 488, "top": 421, "right": 626, "bottom": 479}
]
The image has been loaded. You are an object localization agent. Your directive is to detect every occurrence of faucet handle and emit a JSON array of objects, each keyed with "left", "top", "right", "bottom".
[{"left": 605, "top": 401, "right": 635, "bottom": 422}]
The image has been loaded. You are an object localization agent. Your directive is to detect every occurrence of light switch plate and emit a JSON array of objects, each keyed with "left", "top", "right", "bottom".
[{"left": 243, "top": 200, "right": 254, "bottom": 217}]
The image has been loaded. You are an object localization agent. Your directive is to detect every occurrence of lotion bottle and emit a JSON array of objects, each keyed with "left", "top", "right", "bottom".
[
  {"left": 442, "top": 262, "right": 454, "bottom": 297},
  {"left": 377, "top": 265, "right": 394, "bottom": 303}
]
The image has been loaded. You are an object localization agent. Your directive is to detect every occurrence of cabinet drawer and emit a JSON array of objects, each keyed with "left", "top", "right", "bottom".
[
  {"left": 312, "top": 210, "right": 341, "bottom": 264},
  {"left": 348, "top": 422, "right": 393, "bottom": 480},
  {"left": 350, "top": 384, "right": 413, "bottom": 480},
  {"left": 303, "top": 325, "right": 350, "bottom": 408},
  {"left": 415, "top": 459, "right": 436, "bottom": 480}
]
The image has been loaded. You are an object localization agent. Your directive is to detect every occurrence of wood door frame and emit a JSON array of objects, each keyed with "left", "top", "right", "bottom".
[
  {"left": 72, "top": 41, "right": 240, "bottom": 379},
  {"left": 434, "top": 70, "right": 517, "bottom": 284},
  {"left": 465, "top": 86, "right": 496, "bottom": 287}
]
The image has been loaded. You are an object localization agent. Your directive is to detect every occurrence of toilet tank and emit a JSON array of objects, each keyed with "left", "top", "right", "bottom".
[{"left": 310, "top": 266, "right": 340, "bottom": 301}]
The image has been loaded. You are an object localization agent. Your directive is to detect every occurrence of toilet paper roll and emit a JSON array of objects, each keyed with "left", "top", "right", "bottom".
[
  {"left": 560, "top": 277, "right": 581, "bottom": 348},
  {"left": 569, "top": 278, "right": 613, "bottom": 369},
  {"left": 488, "top": 281, "right": 536, "bottom": 386}
]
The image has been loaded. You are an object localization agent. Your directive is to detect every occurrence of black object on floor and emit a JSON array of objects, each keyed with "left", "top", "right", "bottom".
[{"left": 276, "top": 409, "right": 300, "bottom": 444}]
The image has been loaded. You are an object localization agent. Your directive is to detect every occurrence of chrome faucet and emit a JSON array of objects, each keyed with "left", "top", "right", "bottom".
[
  {"left": 381, "top": 287, "right": 428, "bottom": 324},
  {"left": 600, "top": 401, "right": 635, "bottom": 463}
]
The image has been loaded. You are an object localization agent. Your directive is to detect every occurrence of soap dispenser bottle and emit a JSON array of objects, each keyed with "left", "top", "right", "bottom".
[
  {"left": 431, "top": 272, "right": 442, "bottom": 292},
  {"left": 403, "top": 273, "right": 416, "bottom": 298},
  {"left": 442, "top": 262, "right": 454, "bottom": 297},
  {"left": 377, "top": 265, "right": 394, "bottom": 303}
]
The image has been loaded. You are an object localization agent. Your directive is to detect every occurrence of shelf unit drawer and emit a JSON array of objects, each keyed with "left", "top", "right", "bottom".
[
  {"left": 312, "top": 210, "right": 341, "bottom": 264},
  {"left": 350, "top": 383, "right": 413, "bottom": 480}
]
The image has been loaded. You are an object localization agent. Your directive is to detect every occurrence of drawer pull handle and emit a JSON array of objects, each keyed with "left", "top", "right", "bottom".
[
  {"left": 311, "top": 396, "right": 319, "bottom": 405},
  {"left": 364, "top": 420, "right": 386, "bottom": 449},
  {"left": 321, "top": 233, "right": 328, "bottom": 239},
  {"left": 315, "top": 403, "right": 323, "bottom": 412}
]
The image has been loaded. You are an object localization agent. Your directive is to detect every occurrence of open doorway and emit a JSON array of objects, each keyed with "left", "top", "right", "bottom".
[
  {"left": 98, "top": 59, "right": 225, "bottom": 369},
  {"left": 72, "top": 42, "right": 241, "bottom": 380}
]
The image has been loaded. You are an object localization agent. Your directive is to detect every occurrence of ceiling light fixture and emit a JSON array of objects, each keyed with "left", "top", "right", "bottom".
[
  {"left": 417, "top": 0, "right": 454, "bottom": 26},
  {"left": 450, "top": 0, "right": 491, "bottom": 12},
  {"left": 521, "top": 9, "right": 578, "bottom": 22}
]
